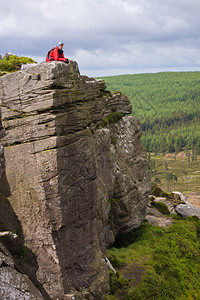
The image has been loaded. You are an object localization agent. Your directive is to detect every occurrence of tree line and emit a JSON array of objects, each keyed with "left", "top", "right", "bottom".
[{"left": 99, "top": 71, "right": 200, "bottom": 154}]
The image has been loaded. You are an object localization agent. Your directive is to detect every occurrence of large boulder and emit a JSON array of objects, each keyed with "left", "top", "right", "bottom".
[
  {"left": 0, "top": 61, "right": 151, "bottom": 299},
  {"left": 175, "top": 203, "right": 200, "bottom": 219}
]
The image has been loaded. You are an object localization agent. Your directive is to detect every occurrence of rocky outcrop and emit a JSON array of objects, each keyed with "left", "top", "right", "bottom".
[
  {"left": 145, "top": 207, "right": 173, "bottom": 228},
  {"left": 0, "top": 61, "right": 151, "bottom": 299},
  {"left": 0, "top": 241, "right": 44, "bottom": 300},
  {"left": 146, "top": 190, "right": 200, "bottom": 228}
]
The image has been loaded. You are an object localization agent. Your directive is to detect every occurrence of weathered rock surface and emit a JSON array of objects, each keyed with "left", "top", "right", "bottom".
[
  {"left": 145, "top": 207, "right": 173, "bottom": 228},
  {"left": 0, "top": 61, "right": 151, "bottom": 299},
  {"left": 0, "top": 242, "right": 44, "bottom": 300},
  {"left": 173, "top": 191, "right": 200, "bottom": 219},
  {"left": 0, "top": 146, "right": 4, "bottom": 176},
  {"left": 175, "top": 203, "right": 200, "bottom": 219}
]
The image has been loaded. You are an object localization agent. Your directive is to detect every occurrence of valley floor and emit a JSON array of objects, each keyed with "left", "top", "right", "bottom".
[
  {"left": 150, "top": 152, "right": 200, "bottom": 199},
  {"left": 186, "top": 193, "right": 200, "bottom": 208}
]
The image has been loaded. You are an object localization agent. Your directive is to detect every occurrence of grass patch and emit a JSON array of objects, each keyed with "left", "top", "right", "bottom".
[
  {"left": 106, "top": 218, "right": 200, "bottom": 299},
  {"left": 109, "top": 198, "right": 120, "bottom": 206},
  {"left": 102, "top": 112, "right": 123, "bottom": 127}
]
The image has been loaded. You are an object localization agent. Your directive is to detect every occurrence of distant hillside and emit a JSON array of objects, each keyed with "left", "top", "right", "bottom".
[{"left": 99, "top": 72, "right": 200, "bottom": 154}]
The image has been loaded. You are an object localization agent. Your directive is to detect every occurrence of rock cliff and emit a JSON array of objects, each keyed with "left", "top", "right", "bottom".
[{"left": 0, "top": 61, "right": 151, "bottom": 299}]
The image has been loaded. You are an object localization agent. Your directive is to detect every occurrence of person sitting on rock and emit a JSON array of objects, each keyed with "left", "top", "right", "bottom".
[{"left": 46, "top": 42, "right": 69, "bottom": 63}]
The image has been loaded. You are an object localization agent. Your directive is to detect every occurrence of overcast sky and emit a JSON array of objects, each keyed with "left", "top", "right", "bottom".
[{"left": 1, "top": 0, "right": 200, "bottom": 77}]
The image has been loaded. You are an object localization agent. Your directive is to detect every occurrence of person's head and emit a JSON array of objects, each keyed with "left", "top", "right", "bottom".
[{"left": 57, "top": 42, "right": 64, "bottom": 50}]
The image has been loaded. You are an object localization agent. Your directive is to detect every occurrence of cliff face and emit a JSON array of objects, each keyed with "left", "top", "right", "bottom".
[{"left": 0, "top": 61, "right": 151, "bottom": 299}]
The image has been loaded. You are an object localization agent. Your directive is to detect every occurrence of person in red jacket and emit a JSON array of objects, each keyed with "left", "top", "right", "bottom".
[{"left": 46, "top": 42, "right": 69, "bottom": 63}]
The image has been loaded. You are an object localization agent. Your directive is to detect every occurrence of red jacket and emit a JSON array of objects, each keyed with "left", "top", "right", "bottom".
[{"left": 46, "top": 46, "right": 67, "bottom": 62}]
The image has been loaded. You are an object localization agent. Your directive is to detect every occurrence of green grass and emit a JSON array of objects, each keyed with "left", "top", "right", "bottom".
[{"left": 106, "top": 218, "right": 200, "bottom": 299}]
